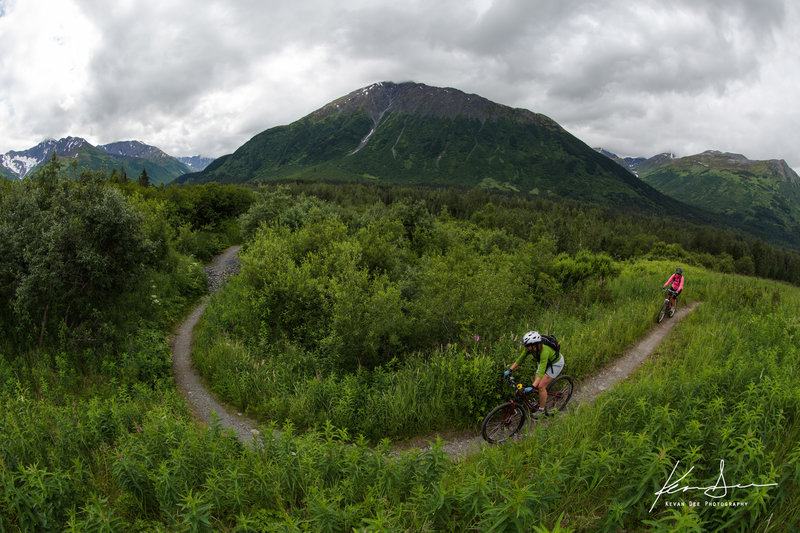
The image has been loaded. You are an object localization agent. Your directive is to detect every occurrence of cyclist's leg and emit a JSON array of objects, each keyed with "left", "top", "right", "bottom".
[
  {"left": 538, "top": 356, "right": 564, "bottom": 412},
  {"left": 535, "top": 374, "right": 552, "bottom": 416}
]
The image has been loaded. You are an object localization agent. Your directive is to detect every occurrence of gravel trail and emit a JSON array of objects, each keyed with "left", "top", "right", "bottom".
[
  {"left": 171, "top": 245, "right": 262, "bottom": 444},
  {"left": 172, "top": 247, "right": 700, "bottom": 457}
]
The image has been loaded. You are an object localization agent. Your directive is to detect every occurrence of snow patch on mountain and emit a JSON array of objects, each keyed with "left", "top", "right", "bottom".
[{"left": 2, "top": 154, "right": 40, "bottom": 178}]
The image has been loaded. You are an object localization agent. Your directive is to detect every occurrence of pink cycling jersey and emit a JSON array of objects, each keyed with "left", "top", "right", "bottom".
[{"left": 664, "top": 274, "right": 684, "bottom": 291}]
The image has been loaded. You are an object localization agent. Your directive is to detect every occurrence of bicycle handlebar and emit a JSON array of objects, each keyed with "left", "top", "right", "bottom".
[{"left": 503, "top": 373, "right": 537, "bottom": 393}]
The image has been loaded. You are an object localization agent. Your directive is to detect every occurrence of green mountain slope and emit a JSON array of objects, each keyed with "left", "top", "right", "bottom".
[
  {"left": 0, "top": 165, "right": 15, "bottom": 180},
  {"left": 639, "top": 150, "right": 800, "bottom": 248},
  {"left": 70, "top": 143, "right": 189, "bottom": 185},
  {"left": 4, "top": 138, "right": 191, "bottom": 185},
  {"left": 179, "top": 82, "right": 688, "bottom": 213}
]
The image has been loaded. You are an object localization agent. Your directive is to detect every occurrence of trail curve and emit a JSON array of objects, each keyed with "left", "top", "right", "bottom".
[{"left": 172, "top": 247, "right": 700, "bottom": 456}]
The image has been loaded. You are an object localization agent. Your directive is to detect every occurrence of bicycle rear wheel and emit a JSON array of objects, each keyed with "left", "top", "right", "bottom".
[
  {"left": 657, "top": 300, "right": 667, "bottom": 323},
  {"left": 545, "top": 375, "right": 574, "bottom": 412},
  {"left": 481, "top": 402, "right": 526, "bottom": 444}
]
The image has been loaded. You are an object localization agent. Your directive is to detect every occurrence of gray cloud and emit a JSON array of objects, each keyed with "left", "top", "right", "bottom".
[{"left": 1, "top": 0, "right": 798, "bottom": 170}]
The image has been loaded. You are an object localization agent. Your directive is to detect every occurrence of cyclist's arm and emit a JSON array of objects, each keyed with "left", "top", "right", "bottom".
[
  {"left": 510, "top": 351, "right": 528, "bottom": 370},
  {"left": 663, "top": 274, "right": 676, "bottom": 288}
]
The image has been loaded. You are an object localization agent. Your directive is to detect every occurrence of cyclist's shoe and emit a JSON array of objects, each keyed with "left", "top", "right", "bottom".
[
  {"left": 532, "top": 407, "right": 547, "bottom": 419},
  {"left": 523, "top": 386, "right": 535, "bottom": 394}
]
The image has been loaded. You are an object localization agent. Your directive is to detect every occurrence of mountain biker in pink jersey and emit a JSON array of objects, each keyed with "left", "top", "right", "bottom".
[{"left": 663, "top": 267, "right": 684, "bottom": 308}]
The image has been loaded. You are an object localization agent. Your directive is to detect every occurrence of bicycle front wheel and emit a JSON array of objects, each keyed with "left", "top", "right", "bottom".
[
  {"left": 545, "top": 375, "right": 574, "bottom": 412},
  {"left": 481, "top": 402, "right": 526, "bottom": 444},
  {"left": 657, "top": 300, "right": 667, "bottom": 323}
]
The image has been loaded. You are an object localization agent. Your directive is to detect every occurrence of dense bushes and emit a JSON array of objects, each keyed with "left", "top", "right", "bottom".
[
  {"left": 0, "top": 166, "right": 249, "bottom": 355},
  {"left": 194, "top": 188, "right": 684, "bottom": 438},
  {"left": 0, "top": 170, "right": 150, "bottom": 349},
  {"left": 268, "top": 181, "right": 800, "bottom": 285}
]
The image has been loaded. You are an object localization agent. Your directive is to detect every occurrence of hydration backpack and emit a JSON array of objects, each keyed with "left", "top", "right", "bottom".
[{"left": 540, "top": 334, "right": 560, "bottom": 356}]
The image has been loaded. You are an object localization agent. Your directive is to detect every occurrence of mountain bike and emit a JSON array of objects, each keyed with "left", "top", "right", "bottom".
[
  {"left": 481, "top": 374, "right": 574, "bottom": 444},
  {"left": 657, "top": 287, "right": 679, "bottom": 323}
]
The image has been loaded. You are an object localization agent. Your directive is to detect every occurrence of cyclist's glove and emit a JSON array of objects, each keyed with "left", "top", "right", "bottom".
[{"left": 503, "top": 369, "right": 512, "bottom": 378}]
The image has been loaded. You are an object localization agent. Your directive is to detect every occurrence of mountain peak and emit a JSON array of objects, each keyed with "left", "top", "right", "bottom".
[
  {"left": 98, "top": 140, "right": 172, "bottom": 162},
  {"left": 312, "top": 81, "right": 559, "bottom": 128},
  {"left": 1, "top": 137, "right": 193, "bottom": 183},
  {"left": 1, "top": 137, "right": 91, "bottom": 178}
]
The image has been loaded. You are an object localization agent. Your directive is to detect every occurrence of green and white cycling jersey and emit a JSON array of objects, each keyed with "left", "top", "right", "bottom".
[{"left": 514, "top": 344, "right": 560, "bottom": 379}]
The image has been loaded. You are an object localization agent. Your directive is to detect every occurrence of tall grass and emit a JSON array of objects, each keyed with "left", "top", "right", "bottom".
[
  {"left": 193, "top": 259, "right": 699, "bottom": 440},
  {"left": 2, "top": 263, "right": 797, "bottom": 530}
]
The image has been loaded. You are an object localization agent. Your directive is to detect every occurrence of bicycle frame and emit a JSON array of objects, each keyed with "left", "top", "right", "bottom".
[
  {"left": 481, "top": 374, "right": 574, "bottom": 443},
  {"left": 665, "top": 288, "right": 678, "bottom": 308},
  {"left": 504, "top": 376, "right": 544, "bottom": 411},
  {"left": 658, "top": 288, "right": 679, "bottom": 322}
]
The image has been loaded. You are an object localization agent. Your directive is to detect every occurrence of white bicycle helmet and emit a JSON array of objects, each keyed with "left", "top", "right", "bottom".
[{"left": 521, "top": 331, "right": 541, "bottom": 346}]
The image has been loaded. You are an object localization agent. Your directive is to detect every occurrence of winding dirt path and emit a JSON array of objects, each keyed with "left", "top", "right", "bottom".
[
  {"left": 172, "top": 247, "right": 700, "bottom": 457},
  {"left": 171, "top": 245, "right": 262, "bottom": 444}
]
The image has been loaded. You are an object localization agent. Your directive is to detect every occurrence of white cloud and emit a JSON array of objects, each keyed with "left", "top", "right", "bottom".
[{"left": 1, "top": 0, "right": 798, "bottom": 171}]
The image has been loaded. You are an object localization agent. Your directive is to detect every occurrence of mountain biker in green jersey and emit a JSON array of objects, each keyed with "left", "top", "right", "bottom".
[{"left": 503, "top": 331, "right": 564, "bottom": 418}]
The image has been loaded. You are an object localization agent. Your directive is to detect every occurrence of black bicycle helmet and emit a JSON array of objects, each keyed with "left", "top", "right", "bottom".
[{"left": 676, "top": 267, "right": 683, "bottom": 275}]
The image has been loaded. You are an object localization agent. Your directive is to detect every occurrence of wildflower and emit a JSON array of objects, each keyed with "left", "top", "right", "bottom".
[{"left": 474, "top": 335, "right": 480, "bottom": 342}]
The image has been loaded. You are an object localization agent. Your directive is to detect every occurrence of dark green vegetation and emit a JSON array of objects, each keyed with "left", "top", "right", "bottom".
[
  {"left": 0, "top": 165, "right": 15, "bottom": 180},
  {"left": 638, "top": 150, "right": 800, "bottom": 250},
  {"left": 66, "top": 143, "right": 191, "bottom": 186},
  {"left": 2, "top": 175, "right": 798, "bottom": 531},
  {"left": 0, "top": 156, "right": 254, "bottom": 353},
  {"left": 179, "top": 82, "right": 690, "bottom": 214},
  {"left": 193, "top": 183, "right": 800, "bottom": 436}
]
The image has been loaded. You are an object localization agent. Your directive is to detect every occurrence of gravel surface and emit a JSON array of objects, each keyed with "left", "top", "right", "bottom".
[
  {"left": 172, "top": 245, "right": 262, "bottom": 445},
  {"left": 172, "top": 247, "right": 701, "bottom": 457},
  {"left": 203, "top": 246, "right": 241, "bottom": 293}
]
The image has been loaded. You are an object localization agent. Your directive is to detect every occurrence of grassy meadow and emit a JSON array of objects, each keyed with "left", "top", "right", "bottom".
[{"left": 1, "top": 176, "right": 798, "bottom": 531}]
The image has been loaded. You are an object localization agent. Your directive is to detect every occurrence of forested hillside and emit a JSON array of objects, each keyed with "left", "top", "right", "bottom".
[
  {"left": 638, "top": 151, "right": 800, "bottom": 250},
  {"left": 1, "top": 172, "right": 797, "bottom": 530}
]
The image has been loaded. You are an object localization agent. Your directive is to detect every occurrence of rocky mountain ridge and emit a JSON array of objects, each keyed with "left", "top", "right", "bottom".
[{"left": 1, "top": 138, "right": 213, "bottom": 181}]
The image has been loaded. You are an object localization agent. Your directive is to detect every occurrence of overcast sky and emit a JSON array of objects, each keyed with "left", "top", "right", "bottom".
[{"left": 2, "top": 0, "right": 798, "bottom": 170}]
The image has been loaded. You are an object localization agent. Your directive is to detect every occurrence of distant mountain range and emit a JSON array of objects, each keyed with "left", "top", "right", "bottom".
[
  {"left": 636, "top": 150, "right": 800, "bottom": 248},
  {"left": 178, "top": 81, "right": 693, "bottom": 214},
  {"left": 594, "top": 148, "right": 650, "bottom": 174},
  {"left": 1, "top": 138, "right": 213, "bottom": 184},
  {"left": 596, "top": 147, "right": 800, "bottom": 248},
  {"left": 177, "top": 155, "right": 215, "bottom": 172},
  {"left": 6, "top": 81, "right": 799, "bottom": 250}
]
